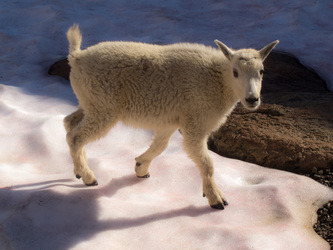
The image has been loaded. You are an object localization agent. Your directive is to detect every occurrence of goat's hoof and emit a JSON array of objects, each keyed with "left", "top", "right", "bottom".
[
  {"left": 137, "top": 173, "right": 150, "bottom": 178},
  {"left": 76, "top": 174, "right": 81, "bottom": 179},
  {"left": 210, "top": 203, "right": 225, "bottom": 210},
  {"left": 85, "top": 180, "right": 98, "bottom": 186}
]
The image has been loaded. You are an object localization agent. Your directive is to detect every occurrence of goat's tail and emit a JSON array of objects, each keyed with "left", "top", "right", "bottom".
[{"left": 67, "top": 24, "right": 82, "bottom": 56}]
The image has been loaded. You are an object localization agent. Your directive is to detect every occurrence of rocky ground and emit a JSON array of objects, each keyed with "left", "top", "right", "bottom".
[
  {"left": 307, "top": 169, "right": 333, "bottom": 247},
  {"left": 49, "top": 51, "right": 333, "bottom": 247}
]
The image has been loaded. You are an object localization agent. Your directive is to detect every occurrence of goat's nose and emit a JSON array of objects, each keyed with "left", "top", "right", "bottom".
[{"left": 245, "top": 97, "right": 259, "bottom": 105}]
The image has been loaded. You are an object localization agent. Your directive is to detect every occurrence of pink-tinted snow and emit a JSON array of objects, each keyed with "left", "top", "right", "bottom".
[{"left": 0, "top": 1, "right": 332, "bottom": 249}]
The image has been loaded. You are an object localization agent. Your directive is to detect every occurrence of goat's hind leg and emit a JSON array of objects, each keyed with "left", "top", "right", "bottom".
[
  {"left": 64, "top": 108, "right": 89, "bottom": 182},
  {"left": 135, "top": 129, "right": 176, "bottom": 178},
  {"left": 66, "top": 113, "right": 116, "bottom": 186},
  {"left": 64, "top": 108, "right": 84, "bottom": 133}
]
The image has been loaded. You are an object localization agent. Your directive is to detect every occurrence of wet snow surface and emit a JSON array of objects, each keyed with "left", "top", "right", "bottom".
[{"left": 0, "top": 1, "right": 332, "bottom": 249}]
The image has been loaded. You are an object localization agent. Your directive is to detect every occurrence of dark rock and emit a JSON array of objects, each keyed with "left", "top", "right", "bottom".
[
  {"left": 262, "top": 51, "right": 328, "bottom": 94},
  {"left": 208, "top": 93, "right": 333, "bottom": 173},
  {"left": 48, "top": 58, "right": 70, "bottom": 81}
]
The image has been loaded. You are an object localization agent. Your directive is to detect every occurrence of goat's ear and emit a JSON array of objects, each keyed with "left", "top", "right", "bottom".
[
  {"left": 215, "top": 40, "right": 233, "bottom": 61},
  {"left": 259, "top": 40, "right": 279, "bottom": 61}
]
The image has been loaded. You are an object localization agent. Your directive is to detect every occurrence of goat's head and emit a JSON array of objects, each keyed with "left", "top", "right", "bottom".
[{"left": 215, "top": 40, "right": 279, "bottom": 110}]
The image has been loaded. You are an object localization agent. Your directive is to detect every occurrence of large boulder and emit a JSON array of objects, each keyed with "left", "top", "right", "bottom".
[{"left": 208, "top": 93, "right": 333, "bottom": 173}]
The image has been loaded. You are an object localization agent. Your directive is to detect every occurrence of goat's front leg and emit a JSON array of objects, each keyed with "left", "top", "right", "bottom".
[
  {"left": 135, "top": 129, "right": 176, "bottom": 178},
  {"left": 182, "top": 133, "right": 228, "bottom": 209}
]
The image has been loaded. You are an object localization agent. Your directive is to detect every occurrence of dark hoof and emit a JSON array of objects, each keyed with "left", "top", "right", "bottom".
[
  {"left": 210, "top": 203, "right": 225, "bottom": 210},
  {"left": 76, "top": 174, "right": 81, "bottom": 179},
  {"left": 137, "top": 173, "right": 150, "bottom": 178},
  {"left": 223, "top": 200, "right": 229, "bottom": 206},
  {"left": 136, "top": 162, "right": 142, "bottom": 167},
  {"left": 85, "top": 180, "right": 98, "bottom": 186}
]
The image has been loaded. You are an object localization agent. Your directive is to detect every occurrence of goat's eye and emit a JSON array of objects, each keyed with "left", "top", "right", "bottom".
[
  {"left": 260, "top": 70, "right": 264, "bottom": 75},
  {"left": 233, "top": 69, "right": 239, "bottom": 78}
]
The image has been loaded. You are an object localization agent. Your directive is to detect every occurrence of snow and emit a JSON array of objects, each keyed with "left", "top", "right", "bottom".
[{"left": 0, "top": 1, "right": 332, "bottom": 249}]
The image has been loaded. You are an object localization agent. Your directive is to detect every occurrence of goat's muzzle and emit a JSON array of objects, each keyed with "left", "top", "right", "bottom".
[{"left": 244, "top": 97, "right": 260, "bottom": 110}]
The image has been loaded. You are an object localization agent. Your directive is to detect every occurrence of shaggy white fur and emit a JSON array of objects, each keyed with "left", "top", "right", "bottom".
[{"left": 64, "top": 24, "right": 278, "bottom": 209}]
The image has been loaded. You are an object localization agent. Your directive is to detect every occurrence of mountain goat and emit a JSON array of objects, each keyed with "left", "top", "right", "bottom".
[{"left": 64, "top": 24, "right": 279, "bottom": 209}]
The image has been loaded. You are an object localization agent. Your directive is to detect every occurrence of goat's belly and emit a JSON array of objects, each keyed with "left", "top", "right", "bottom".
[{"left": 119, "top": 112, "right": 180, "bottom": 131}]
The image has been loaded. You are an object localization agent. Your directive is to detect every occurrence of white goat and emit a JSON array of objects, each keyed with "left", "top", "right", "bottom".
[{"left": 64, "top": 24, "right": 278, "bottom": 209}]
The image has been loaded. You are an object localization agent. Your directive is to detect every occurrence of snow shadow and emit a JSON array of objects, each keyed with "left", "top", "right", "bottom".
[{"left": 0, "top": 175, "right": 219, "bottom": 250}]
